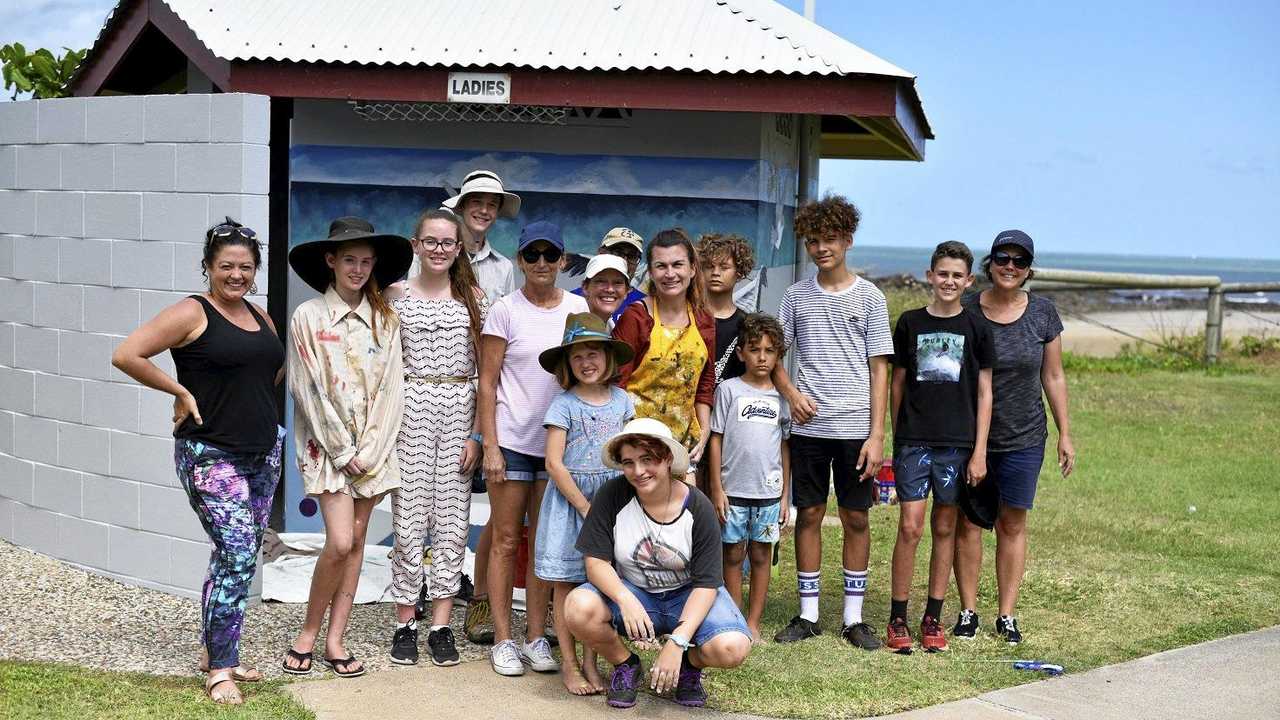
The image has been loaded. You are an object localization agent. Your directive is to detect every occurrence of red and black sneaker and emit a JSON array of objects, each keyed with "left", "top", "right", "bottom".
[
  {"left": 920, "top": 615, "right": 948, "bottom": 653},
  {"left": 886, "top": 617, "right": 913, "bottom": 654}
]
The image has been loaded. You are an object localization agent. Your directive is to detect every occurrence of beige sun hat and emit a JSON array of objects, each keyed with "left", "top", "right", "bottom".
[
  {"left": 601, "top": 418, "right": 690, "bottom": 477},
  {"left": 442, "top": 170, "right": 522, "bottom": 218}
]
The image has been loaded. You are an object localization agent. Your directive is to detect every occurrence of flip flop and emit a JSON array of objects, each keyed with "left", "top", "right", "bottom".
[
  {"left": 323, "top": 655, "right": 366, "bottom": 678},
  {"left": 205, "top": 668, "right": 243, "bottom": 705},
  {"left": 282, "top": 648, "right": 314, "bottom": 676}
]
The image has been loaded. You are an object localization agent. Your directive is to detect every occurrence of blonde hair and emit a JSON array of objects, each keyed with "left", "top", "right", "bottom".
[{"left": 553, "top": 341, "right": 619, "bottom": 390}]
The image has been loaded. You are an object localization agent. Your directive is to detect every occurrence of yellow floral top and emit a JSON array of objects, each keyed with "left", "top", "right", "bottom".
[{"left": 288, "top": 286, "right": 404, "bottom": 498}]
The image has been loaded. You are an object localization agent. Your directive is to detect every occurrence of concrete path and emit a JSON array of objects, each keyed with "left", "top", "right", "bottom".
[
  {"left": 882, "top": 626, "right": 1280, "bottom": 719},
  {"left": 287, "top": 627, "right": 1280, "bottom": 720}
]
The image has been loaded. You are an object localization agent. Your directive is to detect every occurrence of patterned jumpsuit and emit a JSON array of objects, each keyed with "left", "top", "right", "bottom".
[{"left": 390, "top": 291, "right": 486, "bottom": 604}]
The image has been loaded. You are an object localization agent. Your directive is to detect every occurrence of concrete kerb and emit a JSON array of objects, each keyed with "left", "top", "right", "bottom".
[{"left": 287, "top": 626, "right": 1280, "bottom": 720}]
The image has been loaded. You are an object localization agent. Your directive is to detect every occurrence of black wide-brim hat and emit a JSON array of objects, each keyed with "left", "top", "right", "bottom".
[
  {"left": 288, "top": 216, "right": 413, "bottom": 294},
  {"left": 958, "top": 476, "right": 998, "bottom": 531}
]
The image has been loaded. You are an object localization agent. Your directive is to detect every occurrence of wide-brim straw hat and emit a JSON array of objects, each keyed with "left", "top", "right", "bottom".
[
  {"left": 442, "top": 170, "right": 522, "bottom": 219},
  {"left": 288, "top": 216, "right": 413, "bottom": 294},
  {"left": 538, "top": 312, "right": 634, "bottom": 374},
  {"left": 601, "top": 418, "right": 690, "bottom": 477}
]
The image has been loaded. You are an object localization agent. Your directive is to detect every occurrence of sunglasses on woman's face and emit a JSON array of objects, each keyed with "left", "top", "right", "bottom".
[
  {"left": 210, "top": 223, "right": 257, "bottom": 240},
  {"left": 520, "top": 246, "right": 563, "bottom": 264},
  {"left": 992, "top": 251, "right": 1031, "bottom": 269}
]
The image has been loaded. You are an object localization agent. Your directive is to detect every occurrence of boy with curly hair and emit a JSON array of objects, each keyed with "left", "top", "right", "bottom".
[
  {"left": 707, "top": 313, "right": 790, "bottom": 642},
  {"left": 772, "top": 194, "right": 893, "bottom": 651},
  {"left": 696, "top": 233, "right": 757, "bottom": 386}
]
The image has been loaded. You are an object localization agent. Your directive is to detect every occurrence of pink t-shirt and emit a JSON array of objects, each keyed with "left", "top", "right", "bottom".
[{"left": 483, "top": 288, "right": 588, "bottom": 456}]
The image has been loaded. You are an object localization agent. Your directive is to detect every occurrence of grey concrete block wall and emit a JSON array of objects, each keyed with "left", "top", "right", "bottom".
[{"left": 0, "top": 94, "right": 271, "bottom": 599}]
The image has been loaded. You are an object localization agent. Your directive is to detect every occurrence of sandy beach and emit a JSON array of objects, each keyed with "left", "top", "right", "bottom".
[{"left": 1060, "top": 308, "right": 1280, "bottom": 356}]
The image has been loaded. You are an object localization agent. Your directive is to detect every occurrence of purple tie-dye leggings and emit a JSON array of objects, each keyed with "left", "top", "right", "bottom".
[{"left": 174, "top": 427, "right": 284, "bottom": 670}]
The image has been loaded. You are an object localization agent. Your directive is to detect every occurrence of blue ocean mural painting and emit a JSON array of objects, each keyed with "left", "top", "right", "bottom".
[{"left": 289, "top": 145, "right": 795, "bottom": 269}]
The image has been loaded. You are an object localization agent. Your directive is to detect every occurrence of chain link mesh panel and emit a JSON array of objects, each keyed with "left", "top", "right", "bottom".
[{"left": 350, "top": 101, "right": 568, "bottom": 125}]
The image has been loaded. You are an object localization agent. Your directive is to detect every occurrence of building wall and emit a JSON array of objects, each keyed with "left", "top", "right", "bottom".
[{"left": 0, "top": 93, "right": 272, "bottom": 598}]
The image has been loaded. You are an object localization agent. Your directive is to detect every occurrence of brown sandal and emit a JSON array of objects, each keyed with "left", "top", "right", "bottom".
[{"left": 205, "top": 669, "right": 243, "bottom": 705}]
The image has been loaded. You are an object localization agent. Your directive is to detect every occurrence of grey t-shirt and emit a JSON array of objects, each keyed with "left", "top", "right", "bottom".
[
  {"left": 710, "top": 377, "right": 791, "bottom": 501},
  {"left": 963, "top": 292, "right": 1063, "bottom": 452}
]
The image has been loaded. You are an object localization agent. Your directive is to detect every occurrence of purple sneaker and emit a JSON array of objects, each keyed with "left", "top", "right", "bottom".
[
  {"left": 674, "top": 666, "right": 707, "bottom": 707},
  {"left": 607, "top": 660, "right": 642, "bottom": 708}
]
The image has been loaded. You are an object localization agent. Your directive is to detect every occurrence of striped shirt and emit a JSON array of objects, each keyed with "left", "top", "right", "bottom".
[{"left": 778, "top": 275, "right": 893, "bottom": 439}]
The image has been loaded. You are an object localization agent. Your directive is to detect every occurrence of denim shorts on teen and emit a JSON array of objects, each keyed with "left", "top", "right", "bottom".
[
  {"left": 721, "top": 500, "right": 782, "bottom": 545},
  {"left": 988, "top": 444, "right": 1046, "bottom": 510},
  {"left": 493, "top": 446, "right": 548, "bottom": 482},
  {"left": 580, "top": 577, "right": 750, "bottom": 647},
  {"left": 893, "top": 445, "right": 969, "bottom": 506}
]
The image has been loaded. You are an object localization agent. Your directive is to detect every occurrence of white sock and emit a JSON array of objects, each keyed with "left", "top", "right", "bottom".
[
  {"left": 842, "top": 568, "right": 867, "bottom": 627},
  {"left": 430, "top": 624, "right": 447, "bottom": 632},
  {"left": 798, "top": 571, "right": 820, "bottom": 622},
  {"left": 397, "top": 619, "right": 417, "bottom": 630}
]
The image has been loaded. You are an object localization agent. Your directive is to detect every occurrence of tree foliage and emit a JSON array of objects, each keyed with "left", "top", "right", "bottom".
[{"left": 1, "top": 43, "right": 87, "bottom": 100}]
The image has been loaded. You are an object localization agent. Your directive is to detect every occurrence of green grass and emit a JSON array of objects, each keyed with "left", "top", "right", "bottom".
[
  {"left": 699, "top": 365, "right": 1280, "bottom": 718},
  {"left": 0, "top": 661, "right": 313, "bottom": 720}
]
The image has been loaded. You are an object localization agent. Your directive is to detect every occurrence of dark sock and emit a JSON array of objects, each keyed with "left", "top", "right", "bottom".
[
  {"left": 925, "top": 596, "right": 944, "bottom": 620},
  {"left": 620, "top": 652, "right": 640, "bottom": 668},
  {"left": 890, "top": 598, "right": 908, "bottom": 622},
  {"left": 681, "top": 650, "right": 701, "bottom": 671}
]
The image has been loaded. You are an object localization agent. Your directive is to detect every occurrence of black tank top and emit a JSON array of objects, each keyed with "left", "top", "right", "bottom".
[{"left": 171, "top": 296, "right": 283, "bottom": 454}]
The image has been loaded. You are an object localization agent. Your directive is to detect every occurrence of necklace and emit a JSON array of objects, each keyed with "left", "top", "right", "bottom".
[{"left": 639, "top": 478, "right": 677, "bottom": 546}]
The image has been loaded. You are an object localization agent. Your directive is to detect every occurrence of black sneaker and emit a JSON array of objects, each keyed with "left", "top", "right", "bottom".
[
  {"left": 427, "top": 626, "right": 461, "bottom": 666},
  {"left": 841, "top": 622, "right": 883, "bottom": 651},
  {"left": 773, "top": 616, "right": 822, "bottom": 643},
  {"left": 607, "top": 659, "right": 643, "bottom": 708},
  {"left": 953, "top": 609, "right": 979, "bottom": 639},
  {"left": 995, "top": 615, "right": 1023, "bottom": 645},
  {"left": 390, "top": 624, "right": 419, "bottom": 665},
  {"left": 674, "top": 666, "right": 707, "bottom": 707}
]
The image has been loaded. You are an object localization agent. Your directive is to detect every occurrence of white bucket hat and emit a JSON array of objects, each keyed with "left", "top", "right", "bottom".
[
  {"left": 601, "top": 418, "right": 690, "bottom": 477},
  {"left": 442, "top": 170, "right": 522, "bottom": 218}
]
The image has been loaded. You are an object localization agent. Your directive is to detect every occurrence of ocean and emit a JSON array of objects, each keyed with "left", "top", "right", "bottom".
[{"left": 849, "top": 245, "right": 1280, "bottom": 305}]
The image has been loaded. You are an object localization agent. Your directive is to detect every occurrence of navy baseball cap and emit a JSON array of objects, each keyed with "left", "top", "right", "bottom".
[
  {"left": 990, "top": 229, "right": 1034, "bottom": 259},
  {"left": 518, "top": 220, "right": 564, "bottom": 251}
]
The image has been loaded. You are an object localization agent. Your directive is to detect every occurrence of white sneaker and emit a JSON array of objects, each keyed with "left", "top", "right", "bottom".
[
  {"left": 520, "top": 636, "right": 560, "bottom": 673},
  {"left": 490, "top": 639, "right": 525, "bottom": 676}
]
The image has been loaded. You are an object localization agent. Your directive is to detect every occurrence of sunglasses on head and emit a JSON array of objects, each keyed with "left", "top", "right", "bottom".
[
  {"left": 210, "top": 223, "right": 257, "bottom": 240},
  {"left": 992, "top": 251, "right": 1031, "bottom": 269},
  {"left": 520, "top": 246, "right": 563, "bottom": 264}
]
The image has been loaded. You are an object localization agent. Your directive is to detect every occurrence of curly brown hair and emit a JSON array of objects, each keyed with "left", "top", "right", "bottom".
[
  {"left": 793, "top": 193, "right": 862, "bottom": 241},
  {"left": 696, "top": 233, "right": 756, "bottom": 277},
  {"left": 738, "top": 312, "right": 786, "bottom": 359}
]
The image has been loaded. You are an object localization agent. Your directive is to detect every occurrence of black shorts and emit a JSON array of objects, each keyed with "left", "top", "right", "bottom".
[{"left": 789, "top": 434, "right": 877, "bottom": 510}]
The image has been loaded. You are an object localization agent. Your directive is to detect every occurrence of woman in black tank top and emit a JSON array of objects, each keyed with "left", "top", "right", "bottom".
[{"left": 112, "top": 219, "right": 283, "bottom": 705}]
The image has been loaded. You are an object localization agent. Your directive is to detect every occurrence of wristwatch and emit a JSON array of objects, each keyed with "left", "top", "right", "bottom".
[
  {"left": 469, "top": 432, "right": 483, "bottom": 444},
  {"left": 667, "top": 632, "right": 694, "bottom": 650}
]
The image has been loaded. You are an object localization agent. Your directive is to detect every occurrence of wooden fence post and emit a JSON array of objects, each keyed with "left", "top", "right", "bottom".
[{"left": 1205, "top": 287, "right": 1224, "bottom": 364}]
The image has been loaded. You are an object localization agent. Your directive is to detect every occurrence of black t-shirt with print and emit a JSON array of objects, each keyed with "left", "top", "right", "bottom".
[
  {"left": 891, "top": 307, "right": 996, "bottom": 448},
  {"left": 713, "top": 309, "right": 747, "bottom": 385},
  {"left": 576, "top": 475, "right": 724, "bottom": 593}
]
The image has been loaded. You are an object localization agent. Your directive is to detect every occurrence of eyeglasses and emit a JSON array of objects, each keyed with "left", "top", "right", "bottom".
[
  {"left": 520, "top": 246, "right": 563, "bottom": 264},
  {"left": 210, "top": 223, "right": 257, "bottom": 240},
  {"left": 415, "top": 237, "right": 459, "bottom": 251},
  {"left": 992, "top": 251, "right": 1031, "bottom": 270},
  {"left": 604, "top": 245, "right": 642, "bottom": 262}
]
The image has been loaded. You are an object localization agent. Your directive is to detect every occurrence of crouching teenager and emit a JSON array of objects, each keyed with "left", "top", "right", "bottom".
[{"left": 565, "top": 419, "right": 752, "bottom": 709}]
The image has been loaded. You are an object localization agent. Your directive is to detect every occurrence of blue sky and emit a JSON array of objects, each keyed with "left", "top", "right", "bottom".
[{"left": 5, "top": 1, "right": 1277, "bottom": 259}]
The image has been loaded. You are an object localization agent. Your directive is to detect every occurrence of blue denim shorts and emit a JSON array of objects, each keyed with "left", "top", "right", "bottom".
[
  {"left": 580, "top": 577, "right": 750, "bottom": 647},
  {"left": 989, "top": 444, "right": 1045, "bottom": 510},
  {"left": 893, "top": 445, "right": 969, "bottom": 505},
  {"left": 721, "top": 501, "right": 781, "bottom": 545},
  {"left": 494, "top": 446, "right": 547, "bottom": 482}
]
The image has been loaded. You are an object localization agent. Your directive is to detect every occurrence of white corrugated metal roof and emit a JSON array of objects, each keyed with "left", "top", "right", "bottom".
[{"left": 156, "top": 0, "right": 913, "bottom": 78}]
